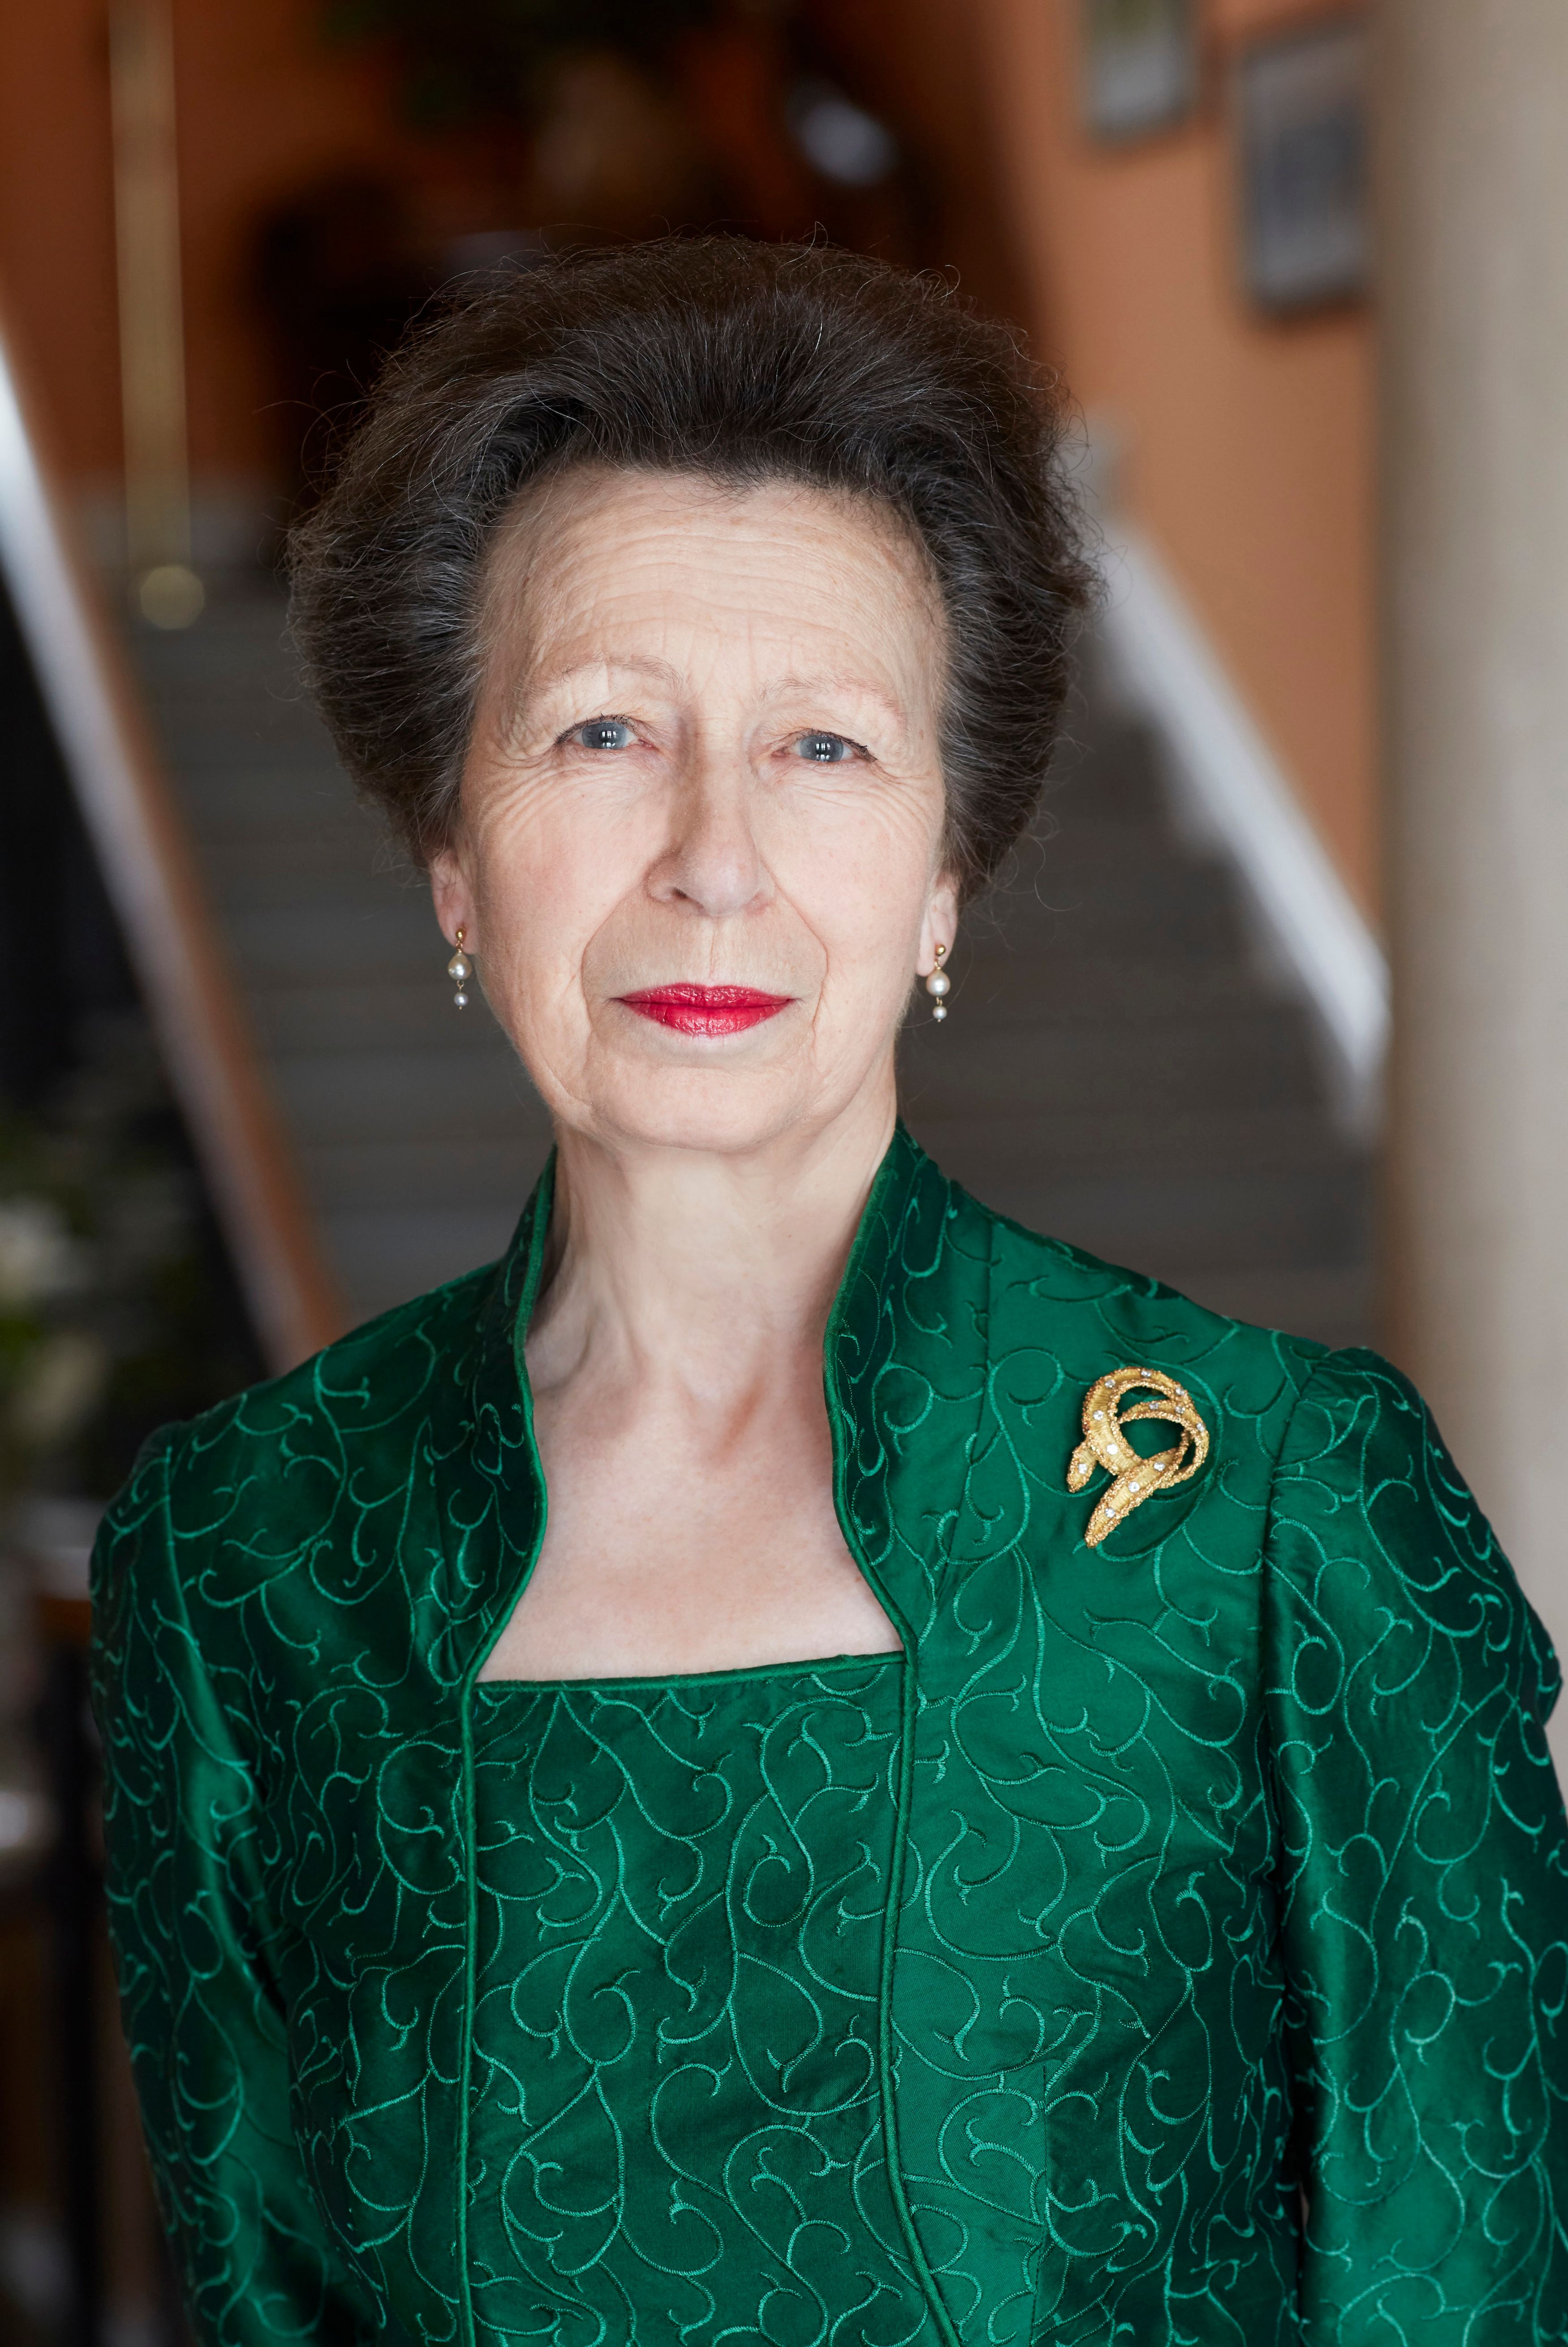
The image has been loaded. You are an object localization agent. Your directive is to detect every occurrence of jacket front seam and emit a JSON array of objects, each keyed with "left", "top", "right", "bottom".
[
  {"left": 454, "top": 1174, "right": 557, "bottom": 2347},
  {"left": 872, "top": 1624, "right": 959, "bottom": 2347},
  {"left": 456, "top": 1684, "right": 480, "bottom": 2347},
  {"left": 825, "top": 1152, "right": 964, "bottom": 2347}
]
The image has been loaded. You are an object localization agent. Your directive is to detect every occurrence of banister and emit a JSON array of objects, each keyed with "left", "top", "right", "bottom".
[{"left": 0, "top": 296, "right": 347, "bottom": 1372}]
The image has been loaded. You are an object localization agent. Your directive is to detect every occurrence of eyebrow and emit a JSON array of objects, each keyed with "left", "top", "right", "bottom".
[
  {"left": 534, "top": 654, "right": 683, "bottom": 693},
  {"left": 495, "top": 657, "right": 913, "bottom": 738},
  {"left": 765, "top": 673, "right": 910, "bottom": 728},
  {"left": 492, "top": 654, "right": 680, "bottom": 741}
]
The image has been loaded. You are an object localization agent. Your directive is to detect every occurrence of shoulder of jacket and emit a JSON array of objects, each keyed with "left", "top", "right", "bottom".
[
  {"left": 153, "top": 1255, "right": 501, "bottom": 1495},
  {"left": 968, "top": 1184, "right": 1328, "bottom": 1410},
  {"left": 1268, "top": 1342, "right": 1445, "bottom": 1473}
]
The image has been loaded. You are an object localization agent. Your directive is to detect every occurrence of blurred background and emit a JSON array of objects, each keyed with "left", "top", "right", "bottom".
[{"left": 0, "top": 0, "right": 1561, "bottom": 2338}]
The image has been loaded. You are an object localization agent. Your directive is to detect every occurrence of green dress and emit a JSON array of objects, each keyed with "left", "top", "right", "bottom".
[
  {"left": 90, "top": 1128, "right": 1568, "bottom": 2346},
  {"left": 468, "top": 1657, "right": 926, "bottom": 2346}
]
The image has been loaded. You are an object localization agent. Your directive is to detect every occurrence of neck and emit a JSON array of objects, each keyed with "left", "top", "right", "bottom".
[{"left": 526, "top": 1080, "right": 898, "bottom": 1400}]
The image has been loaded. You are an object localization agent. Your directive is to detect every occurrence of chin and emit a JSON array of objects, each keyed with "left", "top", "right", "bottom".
[{"left": 569, "top": 1065, "right": 829, "bottom": 1161}]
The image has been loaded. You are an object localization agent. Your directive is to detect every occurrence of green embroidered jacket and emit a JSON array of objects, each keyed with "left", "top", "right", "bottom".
[{"left": 90, "top": 1129, "right": 1568, "bottom": 2345}]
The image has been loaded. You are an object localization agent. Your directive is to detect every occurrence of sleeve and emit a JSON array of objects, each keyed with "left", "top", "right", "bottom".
[
  {"left": 90, "top": 1429, "right": 379, "bottom": 2347},
  {"left": 1264, "top": 1348, "right": 1568, "bottom": 2344}
]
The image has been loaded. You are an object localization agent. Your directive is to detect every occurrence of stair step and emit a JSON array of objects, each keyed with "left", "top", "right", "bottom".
[
  {"left": 903, "top": 1016, "right": 1326, "bottom": 1113},
  {"left": 269, "top": 1046, "right": 543, "bottom": 1145},
  {"left": 905, "top": 1102, "right": 1362, "bottom": 1178},
  {"left": 218, "top": 901, "right": 445, "bottom": 984},
  {"left": 322, "top": 1205, "right": 529, "bottom": 1320}
]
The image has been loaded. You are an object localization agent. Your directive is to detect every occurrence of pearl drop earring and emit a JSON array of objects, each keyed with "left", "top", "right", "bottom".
[
  {"left": 925, "top": 942, "right": 951, "bottom": 1023},
  {"left": 447, "top": 928, "right": 472, "bottom": 1009}
]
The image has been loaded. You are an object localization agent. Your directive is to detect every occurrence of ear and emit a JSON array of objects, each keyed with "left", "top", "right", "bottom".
[
  {"left": 917, "top": 874, "right": 959, "bottom": 978},
  {"left": 429, "top": 845, "right": 475, "bottom": 952}
]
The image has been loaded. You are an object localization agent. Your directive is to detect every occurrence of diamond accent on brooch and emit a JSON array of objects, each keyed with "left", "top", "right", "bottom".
[{"left": 1067, "top": 1366, "right": 1210, "bottom": 1547}]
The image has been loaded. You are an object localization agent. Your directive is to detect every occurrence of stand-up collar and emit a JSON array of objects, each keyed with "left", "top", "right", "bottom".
[{"left": 441, "top": 1123, "right": 980, "bottom": 1682}]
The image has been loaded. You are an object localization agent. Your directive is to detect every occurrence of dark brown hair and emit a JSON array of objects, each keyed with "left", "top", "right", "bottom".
[{"left": 289, "top": 238, "right": 1094, "bottom": 897}]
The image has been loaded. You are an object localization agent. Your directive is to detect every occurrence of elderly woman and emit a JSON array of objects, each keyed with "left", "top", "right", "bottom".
[{"left": 93, "top": 241, "right": 1566, "bottom": 2347}]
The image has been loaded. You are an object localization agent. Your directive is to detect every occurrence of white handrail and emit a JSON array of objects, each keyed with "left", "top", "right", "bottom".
[
  {"left": 1099, "top": 525, "right": 1390, "bottom": 1124},
  {"left": 0, "top": 301, "right": 344, "bottom": 1371}
]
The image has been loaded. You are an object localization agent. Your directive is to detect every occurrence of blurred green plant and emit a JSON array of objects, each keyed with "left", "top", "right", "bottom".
[
  {"left": 0, "top": 1020, "right": 257, "bottom": 1505},
  {"left": 323, "top": 0, "right": 720, "bottom": 129}
]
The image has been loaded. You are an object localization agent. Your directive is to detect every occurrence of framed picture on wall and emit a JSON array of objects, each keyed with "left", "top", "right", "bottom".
[
  {"left": 1236, "top": 16, "right": 1370, "bottom": 312},
  {"left": 1081, "top": 0, "right": 1199, "bottom": 143}
]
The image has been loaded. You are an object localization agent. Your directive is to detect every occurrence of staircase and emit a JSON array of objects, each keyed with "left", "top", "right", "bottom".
[
  {"left": 130, "top": 581, "right": 1373, "bottom": 1347},
  {"left": 129, "top": 581, "right": 547, "bottom": 1326},
  {"left": 900, "top": 691, "right": 1374, "bottom": 1347}
]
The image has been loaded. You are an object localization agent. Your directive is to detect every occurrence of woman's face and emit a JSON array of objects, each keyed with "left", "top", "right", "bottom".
[{"left": 431, "top": 466, "right": 956, "bottom": 1161}]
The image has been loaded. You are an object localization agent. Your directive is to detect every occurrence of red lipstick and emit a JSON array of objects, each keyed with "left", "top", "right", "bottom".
[{"left": 618, "top": 983, "right": 792, "bottom": 1037}]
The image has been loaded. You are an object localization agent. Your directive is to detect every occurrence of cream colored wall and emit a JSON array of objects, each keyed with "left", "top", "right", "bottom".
[
  {"left": 1382, "top": 0, "right": 1568, "bottom": 1656},
  {"left": 975, "top": 0, "right": 1378, "bottom": 915}
]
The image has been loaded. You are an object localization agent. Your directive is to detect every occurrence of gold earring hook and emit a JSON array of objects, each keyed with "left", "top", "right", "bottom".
[{"left": 447, "top": 929, "right": 472, "bottom": 1009}]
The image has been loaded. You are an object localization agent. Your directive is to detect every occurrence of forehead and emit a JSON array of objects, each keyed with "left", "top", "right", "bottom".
[{"left": 481, "top": 465, "right": 944, "bottom": 684}]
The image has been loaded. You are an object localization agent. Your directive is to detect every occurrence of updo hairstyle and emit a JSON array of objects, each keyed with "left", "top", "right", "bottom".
[{"left": 289, "top": 237, "right": 1095, "bottom": 900}]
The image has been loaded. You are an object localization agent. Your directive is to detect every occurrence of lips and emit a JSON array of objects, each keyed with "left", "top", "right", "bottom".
[{"left": 617, "top": 983, "right": 792, "bottom": 1037}]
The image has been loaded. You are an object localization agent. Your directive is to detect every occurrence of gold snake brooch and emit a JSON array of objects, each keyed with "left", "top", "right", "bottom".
[{"left": 1067, "top": 1366, "right": 1210, "bottom": 1546}]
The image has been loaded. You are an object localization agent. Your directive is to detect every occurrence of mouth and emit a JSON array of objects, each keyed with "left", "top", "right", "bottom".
[{"left": 616, "top": 983, "right": 793, "bottom": 1037}]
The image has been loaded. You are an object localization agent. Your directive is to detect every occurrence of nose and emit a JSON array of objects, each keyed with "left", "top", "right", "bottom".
[{"left": 649, "top": 749, "right": 772, "bottom": 922}]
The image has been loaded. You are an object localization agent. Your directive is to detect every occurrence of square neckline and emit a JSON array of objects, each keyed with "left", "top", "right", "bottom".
[{"left": 473, "top": 1646, "right": 906, "bottom": 1696}]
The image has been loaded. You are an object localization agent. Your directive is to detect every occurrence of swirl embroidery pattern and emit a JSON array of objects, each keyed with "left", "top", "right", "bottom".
[
  {"left": 467, "top": 1657, "right": 930, "bottom": 2347},
  {"left": 87, "top": 1128, "right": 1568, "bottom": 2347}
]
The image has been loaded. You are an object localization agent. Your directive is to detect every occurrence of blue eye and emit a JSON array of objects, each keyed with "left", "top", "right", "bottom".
[
  {"left": 795, "top": 732, "right": 854, "bottom": 763},
  {"left": 573, "top": 718, "right": 634, "bottom": 752}
]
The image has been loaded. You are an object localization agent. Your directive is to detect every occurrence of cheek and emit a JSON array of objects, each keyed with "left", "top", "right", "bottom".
[
  {"left": 765, "top": 784, "right": 942, "bottom": 977},
  {"left": 466, "top": 780, "right": 654, "bottom": 986}
]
